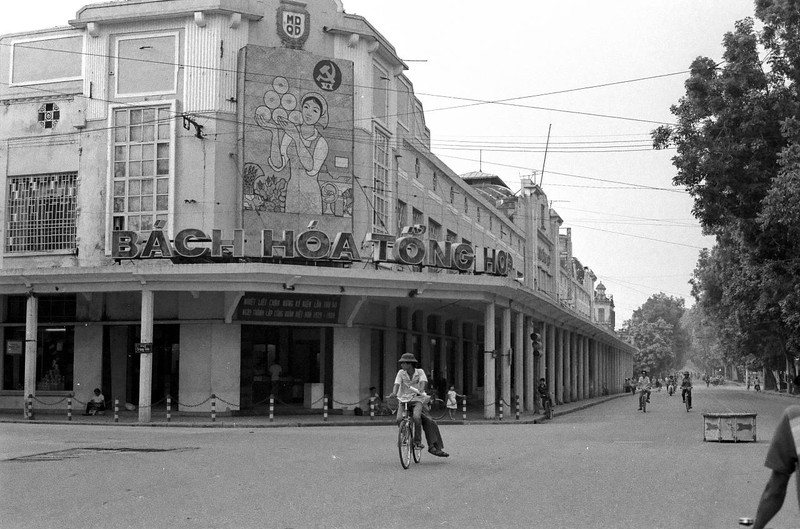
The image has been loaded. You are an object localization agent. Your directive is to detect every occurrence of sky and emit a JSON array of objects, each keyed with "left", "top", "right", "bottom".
[{"left": 0, "top": 0, "right": 760, "bottom": 325}]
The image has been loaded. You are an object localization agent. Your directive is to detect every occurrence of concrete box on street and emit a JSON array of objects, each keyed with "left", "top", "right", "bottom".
[{"left": 702, "top": 412, "right": 757, "bottom": 442}]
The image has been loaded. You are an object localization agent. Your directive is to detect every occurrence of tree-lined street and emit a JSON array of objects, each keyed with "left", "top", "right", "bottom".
[{"left": 2, "top": 383, "right": 796, "bottom": 529}]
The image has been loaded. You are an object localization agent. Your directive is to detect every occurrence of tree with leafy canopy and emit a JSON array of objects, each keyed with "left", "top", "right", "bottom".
[{"left": 653, "top": 6, "right": 800, "bottom": 369}]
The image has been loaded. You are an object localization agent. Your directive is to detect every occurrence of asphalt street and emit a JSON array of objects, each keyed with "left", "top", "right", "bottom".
[{"left": 1, "top": 383, "right": 797, "bottom": 529}]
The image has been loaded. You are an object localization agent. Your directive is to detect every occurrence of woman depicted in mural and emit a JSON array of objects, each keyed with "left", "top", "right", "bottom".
[{"left": 254, "top": 89, "right": 329, "bottom": 214}]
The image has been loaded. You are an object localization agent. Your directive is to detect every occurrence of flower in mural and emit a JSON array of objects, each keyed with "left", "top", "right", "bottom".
[{"left": 243, "top": 162, "right": 288, "bottom": 212}]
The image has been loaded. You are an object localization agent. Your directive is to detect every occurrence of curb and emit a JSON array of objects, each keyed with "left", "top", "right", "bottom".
[{"left": 0, "top": 394, "right": 628, "bottom": 429}]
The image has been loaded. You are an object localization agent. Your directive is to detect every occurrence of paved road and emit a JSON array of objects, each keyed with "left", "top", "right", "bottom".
[{"left": 1, "top": 383, "right": 796, "bottom": 529}]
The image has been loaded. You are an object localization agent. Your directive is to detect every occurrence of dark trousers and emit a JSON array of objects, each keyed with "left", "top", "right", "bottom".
[
  {"left": 398, "top": 400, "right": 444, "bottom": 450},
  {"left": 86, "top": 402, "right": 105, "bottom": 414}
]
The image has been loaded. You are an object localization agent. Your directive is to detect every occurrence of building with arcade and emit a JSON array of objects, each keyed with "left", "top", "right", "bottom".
[{"left": 0, "top": 0, "right": 634, "bottom": 420}]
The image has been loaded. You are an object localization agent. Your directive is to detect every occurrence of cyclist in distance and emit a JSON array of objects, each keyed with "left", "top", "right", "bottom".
[
  {"left": 387, "top": 353, "right": 449, "bottom": 457},
  {"left": 680, "top": 371, "right": 693, "bottom": 410},
  {"left": 636, "top": 369, "right": 651, "bottom": 411}
]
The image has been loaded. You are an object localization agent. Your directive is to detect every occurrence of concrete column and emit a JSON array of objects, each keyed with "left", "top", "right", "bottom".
[
  {"left": 575, "top": 334, "right": 586, "bottom": 400},
  {"left": 23, "top": 295, "right": 38, "bottom": 417},
  {"left": 555, "top": 326, "right": 564, "bottom": 404},
  {"left": 524, "top": 316, "right": 535, "bottom": 412},
  {"left": 564, "top": 329, "right": 572, "bottom": 403},
  {"left": 483, "top": 302, "right": 496, "bottom": 419},
  {"left": 583, "top": 336, "right": 590, "bottom": 398},
  {"left": 383, "top": 304, "right": 399, "bottom": 396},
  {"left": 514, "top": 310, "right": 524, "bottom": 411},
  {"left": 546, "top": 323, "right": 555, "bottom": 407},
  {"left": 455, "top": 319, "right": 464, "bottom": 395},
  {"left": 138, "top": 290, "right": 154, "bottom": 423},
  {"left": 570, "top": 331, "right": 578, "bottom": 402},
  {"left": 501, "top": 306, "right": 511, "bottom": 416}
]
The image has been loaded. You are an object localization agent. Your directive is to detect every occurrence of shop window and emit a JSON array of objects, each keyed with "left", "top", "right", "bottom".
[
  {"left": 3, "top": 295, "right": 76, "bottom": 391},
  {"left": 6, "top": 173, "right": 77, "bottom": 253},
  {"left": 115, "top": 33, "right": 178, "bottom": 96},
  {"left": 3, "top": 327, "right": 75, "bottom": 392},
  {"left": 10, "top": 35, "right": 83, "bottom": 85},
  {"left": 111, "top": 104, "right": 172, "bottom": 233}
]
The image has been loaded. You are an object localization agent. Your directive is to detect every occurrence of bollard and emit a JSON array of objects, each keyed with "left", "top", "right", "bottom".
[
  {"left": 166, "top": 395, "right": 172, "bottom": 423},
  {"left": 370, "top": 400, "right": 375, "bottom": 420},
  {"left": 211, "top": 394, "right": 216, "bottom": 422},
  {"left": 462, "top": 396, "right": 467, "bottom": 421},
  {"left": 114, "top": 399, "right": 119, "bottom": 423},
  {"left": 67, "top": 394, "right": 73, "bottom": 421},
  {"left": 323, "top": 395, "right": 328, "bottom": 422},
  {"left": 498, "top": 400, "right": 504, "bottom": 421},
  {"left": 26, "top": 394, "right": 33, "bottom": 420},
  {"left": 269, "top": 394, "right": 274, "bottom": 423},
  {"left": 515, "top": 395, "right": 520, "bottom": 421}
]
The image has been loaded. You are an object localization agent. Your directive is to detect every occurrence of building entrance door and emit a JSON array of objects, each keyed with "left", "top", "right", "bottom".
[{"left": 240, "top": 325, "right": 329, "bottom": 411}]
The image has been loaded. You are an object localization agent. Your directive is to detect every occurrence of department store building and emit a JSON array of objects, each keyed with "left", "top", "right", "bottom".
[{"left": 0, "top": 0, "right": 634, "bottom": 420}]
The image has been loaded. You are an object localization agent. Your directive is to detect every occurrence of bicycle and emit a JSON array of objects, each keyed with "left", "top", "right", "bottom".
[
  {"left": 428, "top": 397, "right": 447, "bottom": 420},
  {"left": 638, "top": 389, "right": 649, "bottom": 412},
  {"left": 682, "top": 387, "right": 692, "bottom": 412},
  {"left": 390, "top": 398, "right": 423, "bottom": 469},
  {"left": 540, "top": 393, "right": 554, "bottom": 419}
]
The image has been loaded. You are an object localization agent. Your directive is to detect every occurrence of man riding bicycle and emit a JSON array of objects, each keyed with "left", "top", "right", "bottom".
[
  {"left": 680, "top": 371, "right": 693, "bottom": 410},
  {"left": 388, "top": 353, "right": 449, "bottom": 457},
  {"left": 636, "top": 369, "right": 651, "bottom": 410}
]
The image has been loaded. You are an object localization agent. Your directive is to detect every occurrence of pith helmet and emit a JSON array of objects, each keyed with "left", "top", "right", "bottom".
[{"left": 398, "top": 353, "right": 418, "bottom": 364}]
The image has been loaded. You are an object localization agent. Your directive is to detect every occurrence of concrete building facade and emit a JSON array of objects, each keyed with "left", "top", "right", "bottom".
[{"left": 0, "top": 0, "right": 634, "bottom": 420}]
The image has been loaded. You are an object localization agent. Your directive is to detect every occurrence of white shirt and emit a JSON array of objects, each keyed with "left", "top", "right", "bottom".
[{"left": 394, "top": 368, "right": 428, "bottom": 402}]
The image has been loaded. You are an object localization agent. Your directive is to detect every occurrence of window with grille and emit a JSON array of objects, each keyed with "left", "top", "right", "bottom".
[
  {"left": 372, "top": 127, "right": 390, "bottom": 233},
  {"left": 112, "top": 105, "right": 172, "bottom": 232},
  {"left": 6, "top": 173, "right": 77, "bottom": 253}
]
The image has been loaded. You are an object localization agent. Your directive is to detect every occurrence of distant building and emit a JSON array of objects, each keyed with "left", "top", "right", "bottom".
[{"left": 594, "top": 282, "right": 616, "bottom": 329}]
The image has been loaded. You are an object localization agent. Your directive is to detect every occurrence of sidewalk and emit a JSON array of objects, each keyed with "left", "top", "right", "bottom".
[{"left": 0, "top": 393, "right": 627, "bottom": 428}]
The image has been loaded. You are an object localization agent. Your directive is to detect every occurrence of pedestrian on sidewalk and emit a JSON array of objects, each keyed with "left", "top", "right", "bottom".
[
  {"left": 445, "top": 386, "right": 463, "bottom": 420},
  {"left": 84, "top": 388, "right": 106, "bottom": 416}
]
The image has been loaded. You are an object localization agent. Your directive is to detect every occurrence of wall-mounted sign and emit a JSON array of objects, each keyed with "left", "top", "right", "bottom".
[
  {"left": 111, "top": 224, "right": 515, "bottom": 277},
  {"left": 237, "top": 293, "right": 340, "bottom": 323},
  {"left": 6, "top": 340, "right": 22, "bottom": 356},
  {"left": 134, "top": 343, "right": 153, "bottom": 354},
  {"left": 277, "top": 4, "right": 310, "bottom": 49}
]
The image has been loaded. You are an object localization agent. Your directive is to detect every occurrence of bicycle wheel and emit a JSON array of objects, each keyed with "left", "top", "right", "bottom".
[
  {"left": 428, "top": 398, "right": 447, "bottom": 420},
  {"left": 397, "top": 421, "right": 412, "bottom": 469},
  {"left": 411, "top": 423, "right": 422, "bottom": 464},
  {"left": 640, "top": 393, "right": 647, "bottom": 413},
  {"left": 685, "top": 393, "right": 691, "bottom": 412}
]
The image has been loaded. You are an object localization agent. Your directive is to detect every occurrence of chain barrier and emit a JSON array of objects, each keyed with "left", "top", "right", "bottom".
[{"left": 30, "top": 395, "right": 70, "bottom": 406}]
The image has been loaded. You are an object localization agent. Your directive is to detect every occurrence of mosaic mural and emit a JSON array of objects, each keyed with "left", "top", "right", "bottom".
[{"left": 240, "top": 47, "right": 354, "bottom": 234}]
